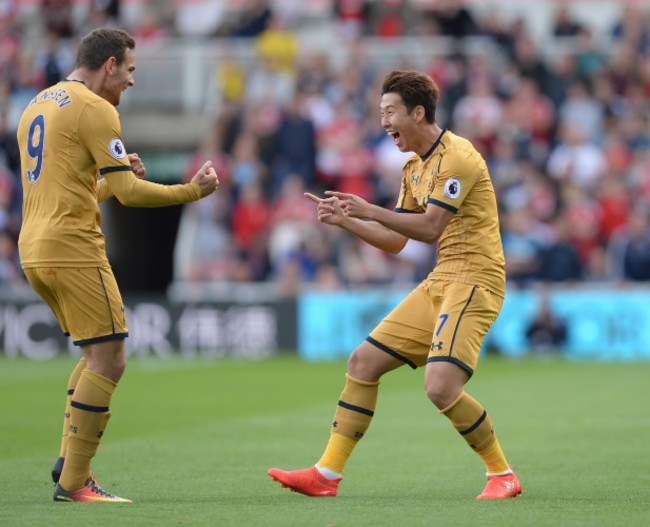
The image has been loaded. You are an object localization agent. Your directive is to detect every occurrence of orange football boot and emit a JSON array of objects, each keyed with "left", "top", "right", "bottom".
[
  {"left": 268, "top": 466, "right": 341, "bottom": 497},
  {"left": 476, "top": 466, "right": 522, "bottom": 499},
  {"left": 53, "top": 476, "right": 132, "bottom": 503}
]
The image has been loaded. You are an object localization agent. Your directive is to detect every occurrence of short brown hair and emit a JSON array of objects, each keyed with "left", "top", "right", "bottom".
[
  {"left": 381, "top": 70, "right": 439, "bottom": 124},
  {"left": 75, "top": 28, "right": 136, "bottom": 71}
]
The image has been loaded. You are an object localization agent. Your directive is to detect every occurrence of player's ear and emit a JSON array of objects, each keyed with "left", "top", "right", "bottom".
[
  {"left": 104, "top": 56, "right": 116, "bottom": 75},
  {"left": 412, "top": 105, "right": 425, "bottom": 123}
]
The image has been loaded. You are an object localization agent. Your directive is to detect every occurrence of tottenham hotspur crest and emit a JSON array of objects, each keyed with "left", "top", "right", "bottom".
[{"left": 444, "top": 177, "right": 461, "bottom": 199}]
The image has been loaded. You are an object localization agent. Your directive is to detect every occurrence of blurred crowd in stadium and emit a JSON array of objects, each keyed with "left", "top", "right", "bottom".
[{"left": 1, "top": 1, "right": 650, "bottom": 296}]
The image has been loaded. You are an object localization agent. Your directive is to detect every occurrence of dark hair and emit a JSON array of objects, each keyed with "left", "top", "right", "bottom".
[
  {"left": 75, "top": 28, "right": 136, "bottom": 71},
  {"left": 381, "top": 70, "right": 439, "bottom": 124}
]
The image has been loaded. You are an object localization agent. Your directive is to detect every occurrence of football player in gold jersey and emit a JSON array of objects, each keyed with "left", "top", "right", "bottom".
[
  {"left": 17, "top": 28, "right": 218, "bottom": 502},
  {"left": 268, "top": 70, "right": 521, "bottom": 500}
]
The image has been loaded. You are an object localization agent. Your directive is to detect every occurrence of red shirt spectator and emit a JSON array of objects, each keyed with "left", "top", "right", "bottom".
[
  {"left": 597, "top": 177, "right": 630, "bottom": 242},
  {"left": 231, "top": 181, "right": 271, "bottom": 252}
]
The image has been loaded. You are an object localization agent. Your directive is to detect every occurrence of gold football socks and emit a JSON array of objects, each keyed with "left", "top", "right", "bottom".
[
  {"left": 59, "top": 357, "right": 87, "bottom": 459},
  {"left": 58, "top": 369, "right": 116, "bottom": 491},
  {"left": 317, "top": 374, "right": 379, "bottom": 475},
  {"left": 440, "top": 390, "right": 509, "bottom": 474}
]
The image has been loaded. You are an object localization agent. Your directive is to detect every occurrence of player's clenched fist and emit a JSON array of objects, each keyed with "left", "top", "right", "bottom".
[
  {"left": 192, "top": 160, "right": 219, "bottom": 197},
  {"left": 128, "top": 152, "right": 146, "bottom": 179}
]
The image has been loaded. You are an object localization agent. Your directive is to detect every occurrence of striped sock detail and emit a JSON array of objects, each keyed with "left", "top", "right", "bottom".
[
  {"left": 70, "top": 400, "right": 110, "bottom": 413},
  {"left": 337, "top": 400, "right": 374, "bottom": 417},
  {"left": 460, "top": 410, "right": 487, "bottom": 436}
]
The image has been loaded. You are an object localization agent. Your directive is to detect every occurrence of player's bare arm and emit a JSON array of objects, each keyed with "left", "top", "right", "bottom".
[
  {"left": 306, "top": 192, "right": 407, "bottom": 254},
  {"left": 326, "top": 190, "right": 454, "bottom": 245}
]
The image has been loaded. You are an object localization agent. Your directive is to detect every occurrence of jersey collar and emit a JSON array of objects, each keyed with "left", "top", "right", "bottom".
[{"left": 420, "top": 128, "right": 447, "bottom": 162}]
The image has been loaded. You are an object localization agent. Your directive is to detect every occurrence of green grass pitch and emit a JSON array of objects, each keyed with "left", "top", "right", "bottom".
[{"left": 0, "top": 353, "right": 649, "bottom": 526}]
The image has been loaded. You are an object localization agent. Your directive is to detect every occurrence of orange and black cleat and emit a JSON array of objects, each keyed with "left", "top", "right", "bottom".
[{"left": 53, "top": 477, "right": 132, "bottom": 503}]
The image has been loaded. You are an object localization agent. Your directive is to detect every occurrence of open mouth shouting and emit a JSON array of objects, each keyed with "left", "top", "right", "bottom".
[{"left": 388, "top": 130, "right": 400, "bottom": 143}]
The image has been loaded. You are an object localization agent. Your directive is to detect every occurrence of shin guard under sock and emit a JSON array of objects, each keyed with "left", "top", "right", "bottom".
[
  {"left": 317, "top": 374, "right": 379, "bottom": 474},
  {"left": 440, "top": 391, "right": 509, "bottom": 474},
  {"left": 59, "top": 370, "right": 115, "bottom": 491},
  {"left": 59, "top": 357, "right": 87, "bottom": 459}
]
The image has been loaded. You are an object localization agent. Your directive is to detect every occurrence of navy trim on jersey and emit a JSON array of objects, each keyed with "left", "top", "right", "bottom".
[
  {"left": 97, "top": 267, "right": 116, "bottom": 335},
  {"left": 426, "top": 356, "right": 474, "bottom": 377},
  {"left": 99, "top": 165, "right": 131, "bottom": 175},
  {"left": 70, "top": 400, "right": 110, "bottom": 413},
  {"left": 428, "top": 198, "right": 458, "bottom": 213},
  {"left": 393, "top": 208, "right": 420, "bottom": 213},
  {"left": 403, "top": 157, "right": 418, "bottom": 170},
  {"left": 449, "top": 286, "right": 476, "bottom": 356},
  {"left": 338, "top": 400, "right": 374, "bottom": 417},
  {"left": 73, "top": 332, "right": 129, "bottom": 346},
  {"left": 419, "top": 128, "right": 447, "bottom": 162},
  {"left": 460, "top": 410, "right": 487, "bottom": 435},
  {"left": 67, "top": 389, "right": 74, "bottom": 396},
  {"left": 366, "top": 336, "right": 417, "bottom": 369}
]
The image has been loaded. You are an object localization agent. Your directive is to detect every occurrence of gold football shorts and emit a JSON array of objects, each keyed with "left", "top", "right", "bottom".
[
  {"left": 367, "top": 281, "right": 503, "bottom": 376},
  {"left": 24, "top": 266, "right": 128, "bottom": 346}
]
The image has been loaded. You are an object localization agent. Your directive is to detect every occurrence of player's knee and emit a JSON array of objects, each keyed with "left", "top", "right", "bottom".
[
  {"left": 347, "top": 349, "right": 366, "bottom": 377},
  {"left": 347, "top": 347, "right": 381, "bottom": 382},
  {"left": 113, "top": 355, "right": 127, "bottom": 377},
  {"left": 425, "top": 382, "right": 459, "bottom": 410},
  {"left": 84, "top": 355, "right": 126, "bottom": 383}
]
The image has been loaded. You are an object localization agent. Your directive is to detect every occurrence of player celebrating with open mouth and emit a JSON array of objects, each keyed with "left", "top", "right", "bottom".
[{"left": 268, "top": 69, "right": 521, "bottom": 500}]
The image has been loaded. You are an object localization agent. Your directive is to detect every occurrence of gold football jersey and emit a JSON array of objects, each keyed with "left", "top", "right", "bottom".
[
  {"left": 17, "top": 80, "right": 201, "bottom": 268},
  {"left": 17, "top": 80, "right": 131, "bottom": 268},
  {"left": 395, "top": 129, "right": 506, "bottom": 296}
]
